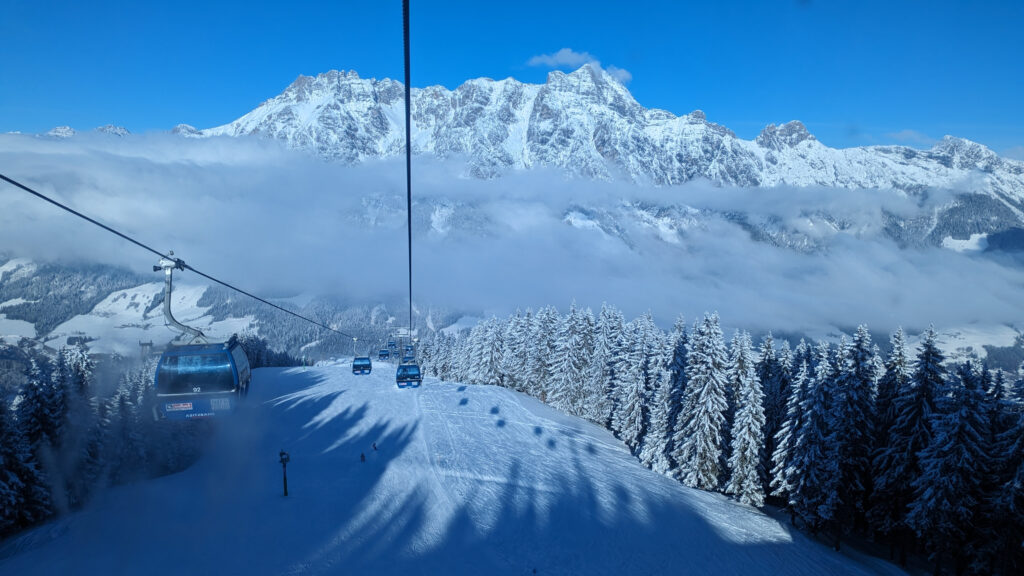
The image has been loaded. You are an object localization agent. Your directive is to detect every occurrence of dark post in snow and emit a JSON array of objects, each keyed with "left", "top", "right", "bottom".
[{"left": 279, "top": 450, "right": 290, "bottom": 497}]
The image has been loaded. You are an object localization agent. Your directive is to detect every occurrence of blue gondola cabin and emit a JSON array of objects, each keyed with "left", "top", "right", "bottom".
[
  {"left": 154, "top": 338, "right": 251, "bottom": 420},
  {"left": 396, "top": 363, "right": 422, "bottom": 388},
  {"left": 353, "top": 356, "right": 372, "bottom": 375}
]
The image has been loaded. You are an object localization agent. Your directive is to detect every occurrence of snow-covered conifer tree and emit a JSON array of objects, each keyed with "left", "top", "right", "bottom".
[
  {"left": 672, "top": 313, "right": 729, "bottom": 490},
  {"left": 867, "top": 328, "right": 907, "bottom": 535},
  {"left": 0, "top": 401, "right": 26, "bottom": 534},
  {"left": 869, "top": 326, "right": 946, "bottom": 565},
  {"left": 499, "top": 310, "right": 529, "bottom": 392},
  {"left": 756, "top": 335, "right": 781, "bottom": 475},
  {"left": 1, "top": 393, "right": 51, "bottom": 535},
  {"left": 831, "top": 325, "right": 877, "bottom": 534},
  {"left": 548, "top": 303, "right": 594, "bottom": 416},
  {"left": 526, "top": 306, "right": 560, "bottom": 400},
  {"left": 630, "top": 312, "right": 664, "bottom": 456},
  {"left": 661, "top": 316, "right": 689, "bottom": 472},
  {"left": 17, "top": 359, "right": 48, "bottom": 451},
  {"left": 640, "top": 368, "right": 674, "bottom": 474},
  {"left": 988, "top": 373, "right": 1024, "bottom": 575},
  {"left": 788, "top": 342, "right": 841, "bottom": 535},
  {"left": 906, "top": 362, "right": 991, "bottom": 573},
  {"left": 481, "top": 316, "right": 505, "bottom": 387},
  {"left": 589, "top": 304, "right": 626, "bottom": 428},
  {"left": 611, "top": 320, "right": 642, "bottom": 440},
  {"left": 770, "top": 360, "right": 807, "bottom": 502},
  {"left": 725, "top": 331, "right": 765, "bottom": 506}
]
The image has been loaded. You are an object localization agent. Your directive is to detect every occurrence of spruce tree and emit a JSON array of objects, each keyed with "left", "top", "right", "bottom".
[
  {"left": 725, "top": 331, "right": 765, "bottom": 506},
  {"left": 673, "top": 313, "right": 729, "bottom": 490},
  {"left": 526, "top": 306, "right": 559, "bottom": 401},
  {"left": 756, "top": 334, "right": 782, "bottom": 487},
  {"left": 867, "top": 328, "right": 908, "bottom": 539},
  {"left": 587, "top": 304, "right": 623, "bottom": 427},
  {"left": 661, "top": 316, "right": 689, "bottom": 472},
  {"left": 788, "top": 342, "right": 841, "bottom": 538},
  {"left": 499, "top": 310, "right": 529, "bottom": 392},
  {"left": 906, "top": 362, "right": 991, "bottom": 574},
  {"left": 611, "top": 320, "right": 642, "bottom": 440},
  {"left": 17, "top": 358, "right": 47, "bottom": 451},
  {"left": 832, "top": 325, "right": 877, "bottom": 535},
  {"left": 990, "top": 380, "right": 1024, "bottom": 576},
  {"left": 640, "top": 368, "right": 674, "bottom": 474},
  {"left": 548, "top": 303, "right": 595, "bottom": 417},
  {"left": 770, "top": 360, "right": 807, "bottom": 505},
  {"left": 718, "top": 331, "right": 744, "bottom": 485},
  {"left": 617, "top": 353, "right": 647, "bottom": 456},
  {"left": 0, "top": 401, "right": 28, "bottom": 535},
  {"left": 870, "top": 326, "right": 946, "bottom": 565}
]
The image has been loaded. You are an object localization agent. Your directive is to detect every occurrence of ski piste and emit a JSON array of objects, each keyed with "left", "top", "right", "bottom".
[{"left": 0, "top": 359, "right": 904, "bottom": 575}]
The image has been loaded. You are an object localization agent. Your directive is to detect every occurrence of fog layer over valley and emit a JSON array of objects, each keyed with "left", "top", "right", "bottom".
[{"left": 1, "top": 133, "right": 1022, "bottom": 341}]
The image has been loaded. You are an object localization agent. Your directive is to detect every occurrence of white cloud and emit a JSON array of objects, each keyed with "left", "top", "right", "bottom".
[
  {"left": 605, "top": 65, "right": 633, "bottom": 84},
  {"left": 527, "top": 48, "right": 596, "bottom": 68},
  {"left": 886, "top": 129, "right": 938, "bottom": 148},
  {"left": 527, "top": 48, "right": 632, "bottom": 84},
  {"left": 1, "top": 133, "right": 1020, "bottom": 340}
]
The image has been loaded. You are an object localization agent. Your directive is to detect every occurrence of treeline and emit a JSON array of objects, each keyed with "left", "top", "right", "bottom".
[
  {"left": 236, "top": 331, "right": 304, "bottom": 368},
  {"left": 0, "top": 333, "right": 296, "bottom": 539},
  {"left": 418, "top": 304, "right": 1024, "bottom": 576},
  {"left": 0, "top": 345, "right": 202, "bottom": 538}
]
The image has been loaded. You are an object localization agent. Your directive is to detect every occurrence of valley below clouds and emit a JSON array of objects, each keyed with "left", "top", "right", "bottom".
[{"left": 2, "top": 132, "right": 1022, "bottom": 341}]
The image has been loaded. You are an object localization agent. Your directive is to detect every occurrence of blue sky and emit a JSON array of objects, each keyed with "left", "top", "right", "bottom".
[{"left": 2, "top": 0, "right": 1021, "bottom": 156}]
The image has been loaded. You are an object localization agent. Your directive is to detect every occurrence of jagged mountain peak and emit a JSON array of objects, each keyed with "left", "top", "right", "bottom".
[
  {"left": 756, "top": 120, "right": 816, "bottom": 150},
  {"left": 929, "top": 135, "right": 1001, "bottom": 169},
  {"left": 46, "top": 125, "right": 76, "bottom": 138},
  {"left": 95, "top": 124, "right": 131, "bottom": 136},
  {"left": 199, "top": 65, "right": 1024, "bottom": 204},
  {"left": 172, "top": 123, "right": 201, "bottom": 137}
]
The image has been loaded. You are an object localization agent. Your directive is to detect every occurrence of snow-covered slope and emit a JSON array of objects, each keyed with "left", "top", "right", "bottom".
[
  {"left": 202, "top": 66, "right": 1024, "bottom": 210},
  {"left": 0, "top": 363, "right": 905, "bottom": 575},
  {"left": 48, "top": 282, "right": 254, "bottom": 355}
]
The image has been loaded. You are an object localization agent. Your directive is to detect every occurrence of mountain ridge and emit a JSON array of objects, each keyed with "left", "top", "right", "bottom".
[{"left": 199, "top": 65, "right": 1023, "bottom": 208}]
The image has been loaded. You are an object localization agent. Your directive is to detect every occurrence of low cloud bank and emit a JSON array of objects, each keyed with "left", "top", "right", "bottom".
[{"left": 1, "top": 133, "right": 1019, "bottom": 337}]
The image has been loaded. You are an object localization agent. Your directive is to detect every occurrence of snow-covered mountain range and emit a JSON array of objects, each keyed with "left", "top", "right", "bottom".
[
  {"left": 35, "top": 65, "right": 1024, "bottom": 247},
  {"left": 202, "top": 65, "right": 1024, "bottom": 210},
  {"left": 190, "top": 65, "right": 1024, "bottom": 248}
]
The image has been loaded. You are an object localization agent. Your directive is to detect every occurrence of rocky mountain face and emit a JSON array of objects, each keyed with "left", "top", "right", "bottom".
[
  {"left": 204, "top": 66, "right": 1023, "bottom": 199},
  {"left": 201, "top": 66, "right": 1024, "bottom": 246}
]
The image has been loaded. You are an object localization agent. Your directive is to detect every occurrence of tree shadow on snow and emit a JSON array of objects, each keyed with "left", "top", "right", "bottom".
[{"left": 270, "top": 382, "right": 870, "bottom": 576}]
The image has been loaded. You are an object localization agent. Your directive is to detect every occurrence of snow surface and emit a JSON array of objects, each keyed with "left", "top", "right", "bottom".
[
  {"left": 441, "top": 315, "right": 483, "bottom": 335},
  {"left": 0, "top": 362, "right": 906, "bottom": 575},
  {"left": 0, "top": 258, "right": 35, "bottom": 283},
  {"left": 907, "top": 324, "right": 1022, "bottom": 362},
  {"left": 941, "top": 233, "right": 989, "bottom": 253},
  {"left": 0, "top": 313, "right": 35, "bottom": 343},
  {"left": 48, "top": 282, "right": 255, "bottom": 355}
]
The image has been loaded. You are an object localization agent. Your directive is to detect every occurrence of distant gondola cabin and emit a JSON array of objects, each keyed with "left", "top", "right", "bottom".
[
  {"left": 352, "top": 356, "right": 372, "bottom": 375},
  {"left": 396, "top": 363, "right": 422, "bottom": 388}
]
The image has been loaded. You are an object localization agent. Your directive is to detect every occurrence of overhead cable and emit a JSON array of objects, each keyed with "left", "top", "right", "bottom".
[{"left": 0, "top": 172, "right": 355, "bottom": 339}]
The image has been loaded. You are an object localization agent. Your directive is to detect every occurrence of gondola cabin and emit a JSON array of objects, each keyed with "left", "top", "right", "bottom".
[
  {"left": 378, "top": 348, "right": 390, "bottom": 361},
  {"left": 387, "top": 339, "right": 397, "bottom": 350},
  {"left": 352, "top": 356, "right": 372, "bottom": 375},
  {"left": 154, "top": 338, "right": 251, "bottom": 420},
  {"left": 403, "top": 344, "right": 415, "bottom": 355},
  {"left": 396, "top": 362, "right": 422, "bottom": 388}
]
